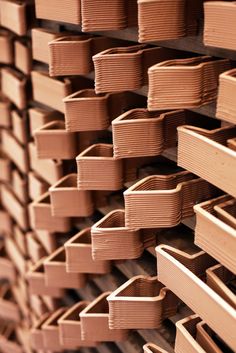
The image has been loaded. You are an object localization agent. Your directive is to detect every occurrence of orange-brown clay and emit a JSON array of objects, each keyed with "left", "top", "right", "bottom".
[
  {"left": 49, "top": 174, "right": 94, "bottom": 217},
  {"left": 65, "top": 228, "right": 111, "bottom": 274},
  {"left": 107, "top": 275, "right": 179, "bottom": 329},
  {"left": 80, "top": 292, "right": 129, "bottom": 342},
  {"left": 44, "top": 246, "right": 87, "bottom": 289},
  {"left": 124, "top": 171, "right": 218, "bottom": 228},
  {"left": 76, "top": 144, "right": 123, "bottom": 191}
]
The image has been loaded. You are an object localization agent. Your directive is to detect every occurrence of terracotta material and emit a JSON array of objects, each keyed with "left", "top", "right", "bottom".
[
  {"left": 0, "top": 325, "right": 23, "bottom": 353},
  {"left": 42, "top": 296, "right": 61, "bottom": 314},
  {"left": 81, "top": 0, "right": 137, "bottom": 31},
  {"left": 29, "top": 192, "right": 71, "bottom": 232},
  {"left": 112, "top": 109, "right": 186, "bottom": 159},
  {"left": 11, "top": 284, "right": 29, "bottom": 320},
  {"left": 143, "top": 343, "right": 170, "bottom": 353},
  {"left": 13, "top": 225, "right": 27, "bottom": 257},
  {"left": 214, "top": 197, "right": 236, "bottom": 230},
  {"left": 30, "top": 312, "right": 39, "bottom": 326},
  {"left": 64, "top": 89, "right": 146, "bottom": 132},
  {"left": 5, "top": 236, "right": 27, "bottom": 276},
  {"left": 82, "top": 0, "right": 126, "bottom": 31},
  {"left": 12, "top": 169, "right": 28, "bottom": 205},
  {"left": 15, "top": 277, "right": 28, "bottom": 305},
  {"left": 31, "top": 313, "right": 50, "bottom": 351},
  {"left": 206, "top": 264, "right": 236, "bottom": 309},
  {"left": 14, "top": 39, "right": 32, "bottom": 75},
  {"left": 44, "top": 246, "right": 87, "bottom": 289},
  {"left": 29, "top": 295, "right": 48, "bottom": 317},
  {"left": 216, "top": 69, "right": 236, "bottom": 124},
  {"left": 28, "top": 142, "right": 63, "bottom": 185},
  {"left": 156, "top": 245, "right": 236, "bottom": 351},
  {"left": 1, "top": 184, "right": 29, "bottom": 231},
  {"left": 35, "top": 0, "right": 81, "bottom": 24},
  {"left": 77, "top": 130, "right": 110, "bottom": 153},
  {"left": 0, "top": 29, "right": 13, "bottom": 64},
  {"left": 196, "top": 321, "right": 231, "bottom": 353},
  {"left": 175, "top": 315, "right": 204, "bottom": 353},
  {"left": 0, "top": 209, "right": 12, "bottom": 235},
  {"left": 49, "top": 35, "right": 92, "bottom": 76},
  {"left": 42, "top": 308, "right": 75, "bottom": 351},
  {"left": 65, "top": 228, "right": 111, "bottom": 273},
  {"left": 148, "top": 56, "right": 230, "bottom": 110},
  {"left": 0, "top": 0, "right": 27, "bottom": 35},
  {"left": 228, "top": 137, "right": 236, "bottom": 152},
  {"left": 26, "top": 258, "right": 64, "bottom": 297},
  {"left": 34, "top": 120, "right": 79, "bottom": 160},
  {"left": 12, "top": 110, "right": 28, "bottom": 145},
  {"left": 107, "top": 275, "right": 179, "bottom": 329},
  {"left": 58, "top": 302, "right": 97, "bottom": 348},
  {"left": 49, "top": 35, "right": 116, "bottom": 76},
  {"left": 0, "top": 242, "right": 16, "bottom": 283},
  {"left": 0, "top": 152, "right": 11, "bottom": 183},
  {"left": 49, "top": 174, "right": 94, "bottom": 217},
  {"left": 35, "top": 229, "right": 57, "bottom": 254},
  {"left": 28, "top": 172, "right": 49, "bottom": 201},
  {"left": 80, "top": 292, "right": 129, "bottom": 342},
  {"left": 93, "top": 45, "right": 180, "bottom": 93},
  {"left": 93, "top": 190, "right": 112, "bottom": 209},
  {"left": 0, "top": 256, "right": 16, "bottom": 284},
  {"left": 30, "top": 229, "right": 63, "bottom": 255},
  {"left": 1, "top": 67, "right": 27, "bottom": 110},
  {"left": 91, "top": 210, "right": 155, "bottom": 260},
  {"left": 32, "top": 28, "right": 65, "bottom": 64},
  {"left": 0, "top": 283, "right": 20, "bottom": 323},
  {"left": 204, "top": 1, "right": 236, "bottom": 50},
  {"left": 0, "top": 94, "right": 11, "bottom": 128},
  {"left": 50, "top": 35, "right": 125, "bottom": 77},
  {"left": 124, "top": 171, "right": 218, "bottom": 229},
  {"left": 175, "top": 314, "right": 231, "bottom": 353},
  {"left": 64, "top": 89, "right": 110, "bottom": 132},
  {"left": 138, "top": 0, "right": 184, "bottom": 42},
  {"left": 76, "top": 144, "right": 123, "bottom": 190},
  {"left": 26, "top": 232, "right": 47, "bottom": 263},
  {"left": 2, "top": 129, "right": 29, "bottom": 174},
  {"left": 178, "top": 125, "right": 236, "bottom": 197},
  {"left": 28, "top": 107, "right": 62, "bottom": 137},
  {"left": 31, "top": 71, "right": 72, "bottom": 113},
  {"left": 33, "top": 295, "right": 57, "bottom": 316},
  {"left": 29, "top": 299, "right": 47, "bottom": 323},
  {"left": 124, "top": 156, "right": 165, "bottom": 184},
  {"left": 16, "top": 326, "right": 32, "bottom": 353}
]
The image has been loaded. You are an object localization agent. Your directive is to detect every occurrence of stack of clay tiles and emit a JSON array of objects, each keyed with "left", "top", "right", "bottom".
[
  {"left": 147, "top": 56, "right": 230, "bottom": 110},
  {"left": 0, "top": 0, "right": 236, "bottom": 353},
  {"left": 204, "top": 1, "right": 236, "bottom": 51},
  {"left": 35, "top": 0, "right": 138, "bottom": 30},
  {"left": 138, "top": 0, "right": 202, "bottom": 42},
  {"left": 216, "top": 68, "right": 236, "bottom": 125}
]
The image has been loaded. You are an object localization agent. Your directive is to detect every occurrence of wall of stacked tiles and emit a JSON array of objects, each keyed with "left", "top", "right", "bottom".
[{"left": 0, "top": 1, "right": 235, "bottom": 353}]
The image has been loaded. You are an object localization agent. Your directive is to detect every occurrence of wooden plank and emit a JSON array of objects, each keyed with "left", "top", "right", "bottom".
[
  {"left": 95, "top": 28, "right": 236, "bottom": 61},
  {"left": 152, "top": 34, "right": 236, "bottom": 61}
]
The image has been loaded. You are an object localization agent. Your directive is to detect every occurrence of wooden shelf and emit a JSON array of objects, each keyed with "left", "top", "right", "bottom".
[
  {"left": 95, "top": 28, "right": 236, "bottom": 61},
  {"left": 42, "top": 16, "right": 236, "bottom": 60},
  {"left": 135, "top": 86, "right": 218, "bottom": 120}
]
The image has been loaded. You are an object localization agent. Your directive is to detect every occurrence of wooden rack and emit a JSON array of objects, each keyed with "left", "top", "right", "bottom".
[{"left": 0, "top": 5, "right": 235, "bottom": 353}]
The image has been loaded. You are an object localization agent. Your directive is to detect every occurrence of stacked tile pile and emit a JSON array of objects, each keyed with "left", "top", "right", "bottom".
[
  {"left": 0, "top": 1, "right": 235, "bottom": 353},
  {"left": 204, "top": 1, "right": 236, "bottom": 51}
]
